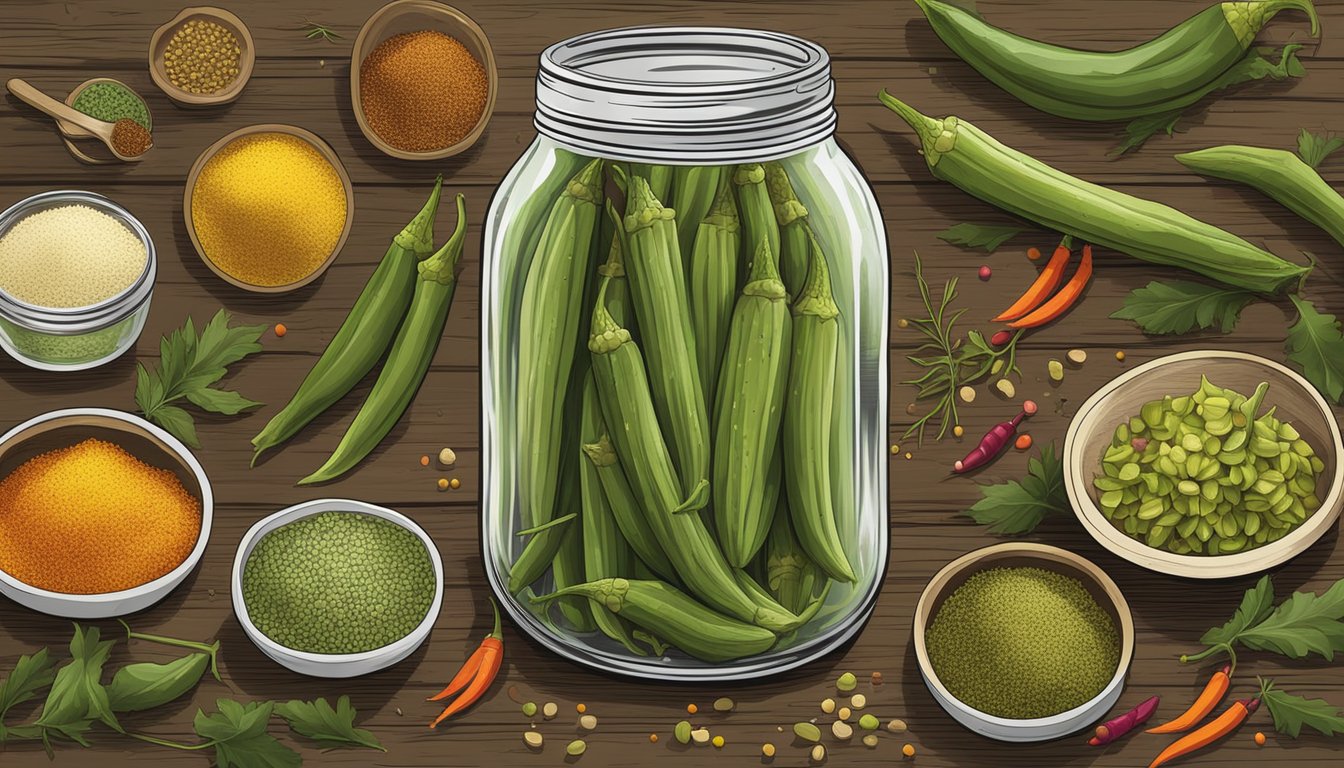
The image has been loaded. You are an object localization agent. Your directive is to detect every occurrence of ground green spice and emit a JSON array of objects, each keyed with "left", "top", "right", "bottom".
[
  {"left": 0, "top": 315, "right": 136, "bottom": 366},
  {"left": 71, "top": 82, "right": 151, "bottom": 130},
  {"left": 925, "top": 567, "right": 1119, "bottom": 719},
  {"left": 242, "top": 511, "right": 435, "bottom": 654}
]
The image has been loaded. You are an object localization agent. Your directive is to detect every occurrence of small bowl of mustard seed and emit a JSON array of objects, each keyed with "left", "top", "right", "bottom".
[{"left": 148, "top": 6, "right": 255, "bottom": 107}]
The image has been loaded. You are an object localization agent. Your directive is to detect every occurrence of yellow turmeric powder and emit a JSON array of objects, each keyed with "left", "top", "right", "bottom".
[{"left": 0, "top": 438, "right": 201, "bottom": 594}]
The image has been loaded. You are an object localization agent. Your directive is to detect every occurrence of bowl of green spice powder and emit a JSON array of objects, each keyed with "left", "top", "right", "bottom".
[
  {"left": 914, "top": 543, "right": 1133, "bottom": 742},
  {"left": 232, "top": 499, "right": 443, "bottom": 678}
]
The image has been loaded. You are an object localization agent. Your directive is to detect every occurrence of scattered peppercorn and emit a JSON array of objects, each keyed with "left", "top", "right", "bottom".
[
  {"left": 1255, "top": 731, "right": 1266, "bottom": 746},
  {"left": 649, "top": 734, "right": 658, "bottom": 744},
  {"left": 902, "top": 743, "right": 916, "bottom": 758},
  {"left": 687, "top": 703, "right": 698, "bottom": 714},
  {"left": 419, "top": 455, "right": 429, "bottom": 467},
  {"left": 978, "top": 265, "right": 991, "bottom": 281},
  {"left": 1026, "top": 246, "right": 1042, "bottom": 261},
  {"left": 576, "top": 703, "right": 587, "bottom": 714},
  {"left": 762, "top": 743, "right": 776, "bottom": 757},
  {"left": 712, "top": 735, "right": 725, "bottom": 748},
  {"left": 1115, "top": 350, "right": 1126, "bottom": 362},
  {"left": 871, "top": 671, "right": 883, "bottom": 685},
  {"left": 437, "top": 478, "right": 449, "bottom": 491},
  {"left": 449, "top": 477, "right": 461, "bottom": 490}
]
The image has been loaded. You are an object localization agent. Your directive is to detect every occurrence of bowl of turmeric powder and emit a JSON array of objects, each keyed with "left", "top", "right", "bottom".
[{"left": 0, "top": 408, "right": 213, "bottom": 619}]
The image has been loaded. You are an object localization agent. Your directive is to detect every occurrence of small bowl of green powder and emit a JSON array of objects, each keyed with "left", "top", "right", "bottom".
[
  {"left": 232, "top": 499, "right": 443, "bottom": 678},
  {"left": 914, "top": 543, "right": 1134, "bottom": 742}
]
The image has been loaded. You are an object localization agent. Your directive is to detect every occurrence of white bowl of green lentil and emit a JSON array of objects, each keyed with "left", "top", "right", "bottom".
[
  {"left": 231, "top": 499, "right": 444, "bottom": 678},
  {"left": 0, "top": 408, "right": 213, "bottom": 619},
  {"left": 1065, "top": 351, "right": 1344, "bottom": 580},
  {"left": 913, "top": 543, "right": 1134, "bottom": 743}
]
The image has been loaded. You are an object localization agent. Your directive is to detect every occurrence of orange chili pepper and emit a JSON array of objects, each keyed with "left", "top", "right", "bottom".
[
  {"left": 1007, "top": 244, "right": 1093, "bottom": 329},
  {"left": 1146, "top": 665, "right": 1231, "bottom": 734},
  {"left": 429, "top": 598, "right": 503, "bottom": 727},
  {"left": 993, "top": 236, "right": 1072, "bottom": 321},
  {"left": 1148, "top": 697, "right": 1258, "bottom": 768}
]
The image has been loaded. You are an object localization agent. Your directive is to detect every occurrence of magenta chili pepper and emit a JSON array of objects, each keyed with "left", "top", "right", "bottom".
[
  {"left": 1089, "top": 695, "right": 1160, "bottom": 746},
  {"left": 952, "top": 400, "right": 1037, "bottom": 473}
]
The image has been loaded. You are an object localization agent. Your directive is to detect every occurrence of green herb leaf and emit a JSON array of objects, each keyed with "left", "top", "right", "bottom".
[
  {"left": 35, "top": 625, "right": 120, "bottom": 743},
  {"left": 106, "top": 653, "right": 209, "bottom": 713},
  {"left": 136, "top": 309, "right": 266, "bottom": 446},
  {"left": 0, "top": 648, "right": 57, "bottom": 720},
  {"left": 275, "top": 696, "right": 385, "bottom": 751},
  {"left": 1114, "top": 111, "right": 1183, "bottom": 156},
  {"left": 1261, "top": 682, "right": 1344, "bottom": 737},
  {"left": 1200, "top": 575, "right": 1275, "bottom": 648},
  {"left": 1111, "top": 280, "right": 1256, "bottom": 335},
  {"left": 964, "top": 443, "right": 1068, "bottom": 534},
  {"left": 935, "top": 223, "right": 1026, "bottom": 253},
  {"left": 1286, "top": 294, "right": 1344, "bottom": 403},
  {"left": 1296, "top": 129, "right": 1344, "bottom": 169},
  {"left": 1237, "top": 578, "right": 1344, "bottom": 660},
  {"left": 194, "top": 700, "right": 301, "bottom": 768}
]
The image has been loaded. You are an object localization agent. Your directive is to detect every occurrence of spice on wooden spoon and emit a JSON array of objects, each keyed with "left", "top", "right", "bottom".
[
  {"left": 5, "top": 77, "right": 153, "bottom": 161},
  {"left": 110, "top": 118, "right": 152, "bottom": 157}
]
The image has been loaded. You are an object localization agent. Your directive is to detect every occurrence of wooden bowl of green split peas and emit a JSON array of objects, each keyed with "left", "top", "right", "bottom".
[{"left": 1065, "top": 350, "right": 1344, "bottom": 580}]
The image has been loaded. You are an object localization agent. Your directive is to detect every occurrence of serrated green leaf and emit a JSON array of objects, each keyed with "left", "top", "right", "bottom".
[
  {"left": 0, "top": 648, "right": 57, "bottom": 719},
  {"left": 935, "top": 223, "right": 1026, "bottom": 253},
  {"left": 1238, "top": 579, "right": 1344, "bottom": 660},
  {"left": 1111, "top": 280, "right": 1256, "bottom": 335},
  {"left": 35, "top": 625, "right": 119, "bottom": 739},
  {"left": 275, "top": 696, "right": 384, "bottom": 751},
  {"left": 1263, "top": 685, "right": 1344, "bottom": 737},
  {"left": 1200, "top": 576, "right": 1276, "bottom": 647},
  {"left": 149, "top": 406, "right": 200, "bottom": 449},
  {"left": 1286, "top": 294, "right": 1344, "bottom": 403},
  {"left": 195, "top": 699, "right": 300, "bottom": 768},
  {"left": 1296, "top": 129, "right": 1344, "bottom": 169},
  {"left": 964, "top": 443, "right": 1068, "bottom": 534}
]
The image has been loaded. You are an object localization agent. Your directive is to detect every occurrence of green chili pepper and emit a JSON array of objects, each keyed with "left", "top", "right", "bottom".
[
  {"left": 250, "top": 177, "right": 442, "bottom": 464},
  {"left": 915, "top": 0, "right": 1319, "bottom": 122},
  {"left": 508, "top": 513, "right": 578, "bottom": 594},
  {"left": 878, "top": 93, "right": 1309, "bottom": 293},
  {"left": 713, "top": 239, "right": 792, "bottom": 567},
  {"left": 516, "top": 159, "right": 604, "bottom": 526},
  {"left": 533, "top": 578, "right": 777, "bottom": 663},
  {"left": 672, "top": 165, "right": 724, "bottom": 269},
  {"left": 783, "top": 232, "right": 855, "bottom": 582},
  {"left": 688, "top": 174, "right": 741, "bottom": 405},
  {"left": 732, "top": 164, "right": 779, "bottom": 278},
  {"left": 623, "top": 176, "right": 710, "bottom": 492},
  {"left": 299, "top": 195, "right": 469, "bottom": 485},
  {"left": 764, "top": 163, "right": 810, "bottom": 298}
]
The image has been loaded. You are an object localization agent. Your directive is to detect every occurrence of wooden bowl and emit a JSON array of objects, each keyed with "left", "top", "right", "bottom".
[
  {"left": 913, "top": 542, "right": 1134, "bottom": 742},
  {"left": 60, "top": 78, "right": 154, "bottom": 165},
  {"left": 149, "top": 6, "right": 255, "bottom": 107},
  {"left": 183, "top": 124, "right": 354, "bottom": 294},
  {"left": 1065, "top": 350, "right": 1344, "bottom": 579},
  {"left": 350, "top": 0, "right": 497, "bottom": 160}
]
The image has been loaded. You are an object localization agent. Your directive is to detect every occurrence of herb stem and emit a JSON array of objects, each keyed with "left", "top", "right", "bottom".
[
  {"left": 1180, "top": 642, "right": 1237, "bottom": 673},
  {"left": 119, "top": 620, "right": 222, "bottom": 682},
  {"left": 128, "top": 732, "right": 217, "bottom": 751}
]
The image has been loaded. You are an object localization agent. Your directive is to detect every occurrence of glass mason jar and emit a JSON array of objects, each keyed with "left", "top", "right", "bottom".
[
  {"left": 482, "top": 27, "right": 889, "bottom": 680},
  {"left": 0, "top": 190, "right": 155, "bottom": 371}
]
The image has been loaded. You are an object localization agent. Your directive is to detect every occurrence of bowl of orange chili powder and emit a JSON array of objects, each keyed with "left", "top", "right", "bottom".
[{"left": 0, "top": 408, "right": 212, "bottom": 618}]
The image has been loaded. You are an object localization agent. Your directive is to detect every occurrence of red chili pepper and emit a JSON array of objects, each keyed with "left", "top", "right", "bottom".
[
  {"left": 1007, "top": 244, "right": 1093, "bottom": 329},
  {"left": 1148, "top": 697, "right": 1258, "bottom": 768},
  {"left": 1146, "top": 665, "right": 1231, "bottom": 734},
  {"left": 953, "top": 400, "right": 1037, "bottom": 473},
  {"left": 429, "top": 598, "right": 503, "bottom": 728},
  {"left": 1089, "top": 695, "right": 1160, "bottom": 746},
  {"left": 992, "top": 236, "right": 1072, "bottom": 322}
]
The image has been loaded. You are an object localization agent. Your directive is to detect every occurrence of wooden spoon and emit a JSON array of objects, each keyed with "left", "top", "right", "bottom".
[{"left": 6, "top": 78, "right": 153, "bottom": 162}]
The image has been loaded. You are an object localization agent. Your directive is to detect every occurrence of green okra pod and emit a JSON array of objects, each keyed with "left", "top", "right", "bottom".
[
  {"left": 687, "top": 174, "right": 741, "bottom": 405},
  {"left": 713, "top": 239, "right": 793, "bottom": 567},
  {"left": 732, "top": 164, "right": 779, "bottom": 278},
  {"left": 582, "top": 434, "right": 677, "bottom": 581},
  {"left": 516, "top": 158, "right": 604, "bottom": 527},
  {"left": 600, "top": 200, "right": 637, "bottom": 333},
  {"left": 783, "top": 232, "right": 856, "bottom": 582},
  {"left": 765, "top": 498, "right": 824, "bottom": 615},
  {"left": 508, "top": 513, "right": 578, "bottom": 594},
  {"left": 533, "top": 578, "right": 777, "bottom": 663},
  {"left": 672, "top": 165, "right": 724, "bottom": 269},
  {"left": 764, "top": 163, "right": 811, "bottom": 298},
  {"left": 630, "top": 163, "right": 672, "bottom": 201},
  {"left": 623, "top": 176, "right": 710, "bottom": 492},
  {"left": 731, "top": 570, "right": 804, "bottom": 632}
]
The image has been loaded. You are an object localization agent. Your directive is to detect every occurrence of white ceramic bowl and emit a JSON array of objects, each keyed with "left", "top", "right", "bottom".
[
  {"left": 913, "top": 543, "right": 1134, "bottom": 743},
  {"left": 232, "top": 499, "right": 444, "bottom": 678},
  {"left": 0, "top": 408, "right": 213, "bottom": 618},
  {"left": 1065, "top": 351, "right": 1344, "bottom": 579}
]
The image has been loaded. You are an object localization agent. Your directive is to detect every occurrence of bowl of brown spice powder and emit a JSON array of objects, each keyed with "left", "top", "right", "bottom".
[
  {"left": 149, "top": 6, "right": 255, "bottom": 107},
  {"left": 351, "top": 0, "right": 497, "bottom": 160}
]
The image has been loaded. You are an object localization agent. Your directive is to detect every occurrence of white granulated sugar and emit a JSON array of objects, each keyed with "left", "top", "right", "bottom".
[{"left": 0, "top": 204, "right": 147, "bottom": 308}]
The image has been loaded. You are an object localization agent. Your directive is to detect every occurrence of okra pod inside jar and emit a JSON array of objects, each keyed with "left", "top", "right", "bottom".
[{"left": 482, "top": 27, "right": 889, "bottom": 680}]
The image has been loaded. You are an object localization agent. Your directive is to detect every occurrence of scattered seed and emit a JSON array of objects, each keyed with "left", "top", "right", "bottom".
[
  {"left": 762, "top": 743, "right": 776, "bottom": 758},
  {"left": 820, "top": 698, "right": 836, "bottom": 714},
  {"left": 319, "top": 59, "right": 326, "bottom": 68},
  {"left": 691, "top": 728, "right": 711, "bottom": 744},
  {"left": 713, "top": 697, "right": 735, "bottom": 712},
  {"left": 437, "top": 478, "right": 449, "bottom": 491},
  {"left": 793, "top": 722, "right": 822, "bottom": 743},
  {"left": 543, "top": 702, "right": 558, "bottom": 719},
  {"left": 567, "top": 739, "right": 587, "bottom": 756},
  {"left": 649, "top": 733, "right": 658, "bottom": 743},
  {"left": 859, "top": 714, "right": 880, "bottom": 730},
  {"left": 831, "top": 720, "right": 853, "bottom": 740},
  {"left": 904, "top": 452, "right": 912, "bottom": 460},
  {"left": 978, "top": 265, "right": 991, "bottom": 281},
  {"left": 928, "top": 66, "right": 938, "bottom": 75},
  {"left": 1015, "top": 434, "right": 1033, "bottom": 450},
  {"left": 524, "top": 731, "right": 544, "bottom": 749},
  {"left": 995, "top": 379, "right": 1016, "bottom": 399},
  {"left": 863, "top": 734, "right": 879, "bottom": 748},
  {"left": 811, "top": 744, "right": 827, "bottom": 763},
  {"left": 837, "top": 707, "right": 851, "bottom": 721},
  {"left": 1255, "top": 731, "right": 1266, "bottom": 746},
  {"left": 579, "top": 714, "right": 597, "bottom": 731},
  {"left": 905, "top": 402, "right": 917, "bottom": 415},
  {"left": 902, "top": 743, "right": 916, "bottom": 757},
  {"left": 576, "top": 703, "right": 587, "bottom": 714},
  {"left": 395, "top": 706, "right": 402, "bottom": 716},
  {"left": 851, "top": 694, "right": 867, "bottom": 710},
  {"left": 1026, "top": 246, "right": 1042, "bottom": 261},
  {"left": 887, "top": 719, "right": 908, "bottom": 733},
  {"left": 419, "top": 454, "right": 429, "bottom": 466},
  {"left": 274, "top": 323, "right": 287, "bottom": 338},
  {"left": 871, "top": 671, "right": 883, "bottom": 685},
  {"left": 439, "top": 447, "right": 456, "bottom": 466},
  {"left": 1048, "top": 359, "right": 1064, "bottom": 382},
  {"left": 449, "top": 477, "right": 461, "bottom": 489},
  {"left": 958, "top": 385, "right": 976, "bottom": 403},
  {"left": 897, "top": 318, "right": 909, "bottom": 329},
  {"left": 522, "top": 702, "right": 537, "bottom": 717},
  {"left": 675, "top": 721, "right": 693, "bottom": 744},
  {"left": 890, "top": 444, "right": 899, "bottom": 455},
  {"left": 952, "top": 425, "right": 964, "bottom": 438},
  {"left": 990, "top": 330, "right": 1013, "bottom": 347},
  {"left": 712, "top": 735, "right": 725, "bottom": 748},
  {"left": 990, "top": 359, "right": 1004, "bottom": 375},
  {"left": 1067, "top": 348, "right": 1087, "bottom": 365},
  {"left": 1115, "top": 350, "right": 1126, "bottom": 362}
]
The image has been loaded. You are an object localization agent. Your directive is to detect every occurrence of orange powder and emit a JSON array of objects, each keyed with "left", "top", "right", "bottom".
[
  {"left": 0, "top": 438, "right": 201, "bottom": 594},
  {"left": 359, "top": 30, "right": 488, "bottom": 152}
]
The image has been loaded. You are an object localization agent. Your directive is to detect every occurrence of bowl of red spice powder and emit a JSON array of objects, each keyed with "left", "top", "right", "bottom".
[
  {"left": 0, "top": 408, "right": 213, "bottom": 619},
  {"left": 351, "top": 0, "right": 497, "bottom": 160}
]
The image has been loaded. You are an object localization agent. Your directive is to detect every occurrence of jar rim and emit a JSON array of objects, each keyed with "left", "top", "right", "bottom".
[{"left": 535, "top": 26, "right": 837, "bottom": 164}]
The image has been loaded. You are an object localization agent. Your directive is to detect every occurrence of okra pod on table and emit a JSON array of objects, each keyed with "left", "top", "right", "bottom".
[
  {"left": 783, "top": 232, "right": 856, "bottom": 582},
  {"left": 533, "top": 578, "right": 777, "bottom": 663},
  {"left": 588, "top": 280, "right": 795, "bottom": 632},
  {"left": 878, "top": 93, "right": 1309, "bottom": 294},
  {"left": 732, "top": 164, "right": 779, "bottom": 277},
  {"left": 516, "top": 158, "right": 604, "bottom": 527},
  {"left": 672, "top": 165, "right": 724, "bottom": 268},
  {"left": 764, "top": 162, "right": 810, "bottom": 298},
  {"left": 713, "top": 239, "right": 793, "bottom": 567},
  {"left": 623, "top": 175, "right": 711, "bottom": 492},
  {"left": 687, "top": 174, "right": 741, "bottom": 406}
]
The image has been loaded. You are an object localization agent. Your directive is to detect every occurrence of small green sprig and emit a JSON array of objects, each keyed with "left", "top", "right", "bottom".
[{"left": 301, "top": 19, "right": 343, "bottom": 43}]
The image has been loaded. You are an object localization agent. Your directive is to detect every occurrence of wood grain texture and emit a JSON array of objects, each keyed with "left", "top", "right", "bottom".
[{"left": 1, "top": 1, "right": 1343, "bottom": 766}]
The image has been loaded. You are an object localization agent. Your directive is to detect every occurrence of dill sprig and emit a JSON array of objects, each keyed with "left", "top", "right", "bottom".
[{"left": 301, "top": 19, "right": 343, "bottom": 43}]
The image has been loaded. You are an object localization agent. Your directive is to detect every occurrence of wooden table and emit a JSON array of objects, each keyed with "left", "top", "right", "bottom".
[{"left": 2, "top": 1, "right": 1343, "bottom": 766}]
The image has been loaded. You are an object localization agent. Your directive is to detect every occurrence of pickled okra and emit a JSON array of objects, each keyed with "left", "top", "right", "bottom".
[
  {"left": 764, "top": 162, "right": 811, "bottom": 298},
  {"left": 672, "top": 165, "right": 724, "bottom": 268},
  {"left": 508, "top": 513, "right": 578, "bottom": 594},
  {"left": 582, "top": 434, "right": 676, "bottom": 581},
  {"left": 732, "top": 164, "right": 780, "bottom": 277},
  {"left": 1094, "top": 376, "right": 1324, "bottom": 555},
  {"left": 688, "top": 176, "right": 741, "bottom": 404}
]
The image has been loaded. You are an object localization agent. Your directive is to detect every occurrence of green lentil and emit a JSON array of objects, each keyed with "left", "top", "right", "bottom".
[
  {"left": 924, "top": 567, "right": 1119, "bottom": 719},
  {"left": 566, "top": 739, "right": 587, "bottom": 756},
  {"left": 712, "top": 697, "right": 735, "bottom": 712},
  {"left": 836, "top": 672, "right": 857, "bottom": 692},
  {"left": 859, "top": 714, "right": 880, "bottom": 731},
  {"left": 522, "top": 702, "right": 537, "bottom": 717},
  {"left": 675, "top": 720, "right": 693, "bottom": 744},
  {"left": 241, "top": 511, "right": 435, "bottom": 654},
  {"left": 71, "top": 82, "right": 151, "bottom": 130},
  {"left": 793, "top": 722, "right": 821, "bottom": 742}
]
